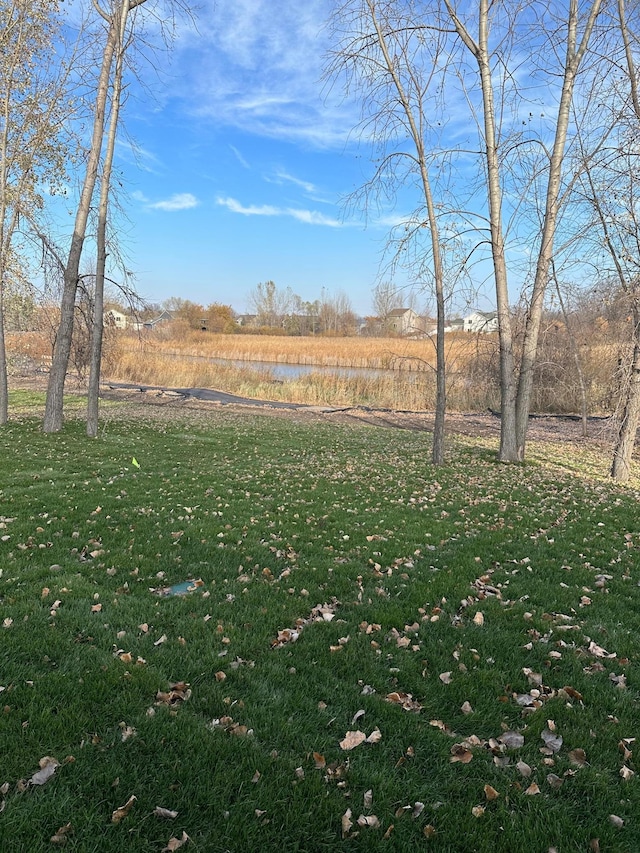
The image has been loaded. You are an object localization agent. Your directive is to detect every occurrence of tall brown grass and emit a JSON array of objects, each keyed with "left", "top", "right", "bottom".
[{"left": 6, "top": 326, "right": 618, "bottom": 414}]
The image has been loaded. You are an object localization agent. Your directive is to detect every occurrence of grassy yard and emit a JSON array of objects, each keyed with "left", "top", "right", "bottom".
[{"left": 0, "top": 393, "right": 639, "bottom": 851}]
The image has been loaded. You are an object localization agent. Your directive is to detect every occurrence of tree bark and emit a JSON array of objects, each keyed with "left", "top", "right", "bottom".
[
  {"left": 514, "top": 0, "right": 602, "bottom": 459},
  {"left": 87, "top": 1, "right": 129, "bottom": 437},
  {"left": 43, "top": 13, "right": 118, "bottom": 432},
  {"left": 611, "top": 313, "right": 640, "bottom": 482},
  {"left": 445, "top": 0, "right": 518, "bottom": 461},
  {"left": 366, "top": 0, "right": 447, "bottom": 463}
]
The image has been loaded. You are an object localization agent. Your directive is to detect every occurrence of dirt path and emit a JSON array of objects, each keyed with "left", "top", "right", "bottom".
[{"left": 99, "top": 381, "right": 613, "bottom": 449}]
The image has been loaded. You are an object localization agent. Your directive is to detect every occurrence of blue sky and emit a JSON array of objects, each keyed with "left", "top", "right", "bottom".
[{"left": 86, "top": 0, "right": 417, "bottom": 316}]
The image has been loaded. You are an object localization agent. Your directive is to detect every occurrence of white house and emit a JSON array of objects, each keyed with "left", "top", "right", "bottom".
[
  {"left": 104, "top": 309, "right": 127, "bottom": 329},
  {"left": 463, "top": 310, "right": 498, "bottom": 333}
]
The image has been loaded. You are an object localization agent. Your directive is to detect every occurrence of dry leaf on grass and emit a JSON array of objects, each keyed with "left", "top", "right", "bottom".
[
  {"left": 484, "top": 784, "right": 499, "bottom": 801},
  {"left": 342, "top": 808, "right": 353, "bottom": 838},
  {"left": 111, "top": 794, "right": 136, "bottom": 823},
  {"left": 524, "top": 782, "right": 541, "bottom": 795},
  {"left": 50, "top": 823, "right": 72, "bottom": 844},
  {"left": 386, "top": 691, "right": 422, "bottom": 712},
  {"left": 516, "top": 760, "right": 532, "bottom": 778},
  {"left": 541, "top": 728, "right": 563, "bottom": 753},
  {"left": 450, "top": 744, "right": 473, "bottom": 764},
  {"left": 568, "top": 748, "right": 587, "bottom": 766},
  {"left": 498, "top": 731, "right": 524, "bottom": 749},
  {"left": 163, "top": 831, "right": 190, "bottom": 851},
  {"left": 357, "top": 814, "right": 380, "bottom": 828},
  {"left": 340, "top": 730, "right": 366, "bottom": 750},
  {"left": 313, "top": 752, "right": 326, "bottom": 769},
  {"left": 154, "top": 806, "right": 179, "bottom": 819},
  {"left": 29, "top": 756, "right": 59, "bottom": 786}
]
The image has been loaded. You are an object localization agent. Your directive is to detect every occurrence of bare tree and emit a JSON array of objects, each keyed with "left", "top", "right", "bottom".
[
  {"left": 44, "top": 0, "right": 192, "bottom": 433},
  {"left": 0, "top": 0, "right": 72, "bottom": 424},
  {"left": 248, "top": 280, "right": 293, "bottom": 329},
  {"left": 328, "top": 0, "right": 450, "bottom": 463},
  {"left": 372, "top": 281, "right": 403, "bottom": 332},
  {"left": 86, "top": 0, "right": 133, "bottom": 438},
  {"left": 443, "top": 0, "right": 604, "bottom": 461}
]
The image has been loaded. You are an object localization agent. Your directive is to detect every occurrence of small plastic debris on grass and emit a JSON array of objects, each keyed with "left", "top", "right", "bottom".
[{"left": 152, "top": 579, "right": 205, "bottom": 597}]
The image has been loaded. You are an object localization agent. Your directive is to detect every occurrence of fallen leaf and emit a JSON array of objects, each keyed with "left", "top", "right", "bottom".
[
  {"left": 609, "top": 815, "right": 624, "bottom": 828},
  {"left": 357, "top": 814, "right": 380, "bottom": 828},
  {"left": 587, "top": 641, "right": 616, "bottom": 659},
  {"left": 342, "top": 808, "right": 353, "bottom": 838},
  {"left": 541, "top": 728, "right": 563, "bottom": 753},
  {"left": 313, "top": 752, "right": 326, "bottom": 769},
  {"left": 119, "top": 723, "right": 137, "bottom": 742},
  {"left": 29, "top": 756, "right": 59, "bottom": 786},
  {"left": 366, "top": 728, "right": 382, "bottom": 744},
  {"left": 484, "top": 784, "right": 499, "bottom": 801},
  {"left": 439, "top": 671, "right": 452, "bottom": 684},
  {"left": 50, "top": 823, "right": 72, "bottom": 844},
  {"left": 450, "top": 744, "right": 473, "bottom": 764},
  {"left": 111, "top": 795, "right": 136, "bottom": 823},
  {"left": 340, "top": 731, "right": 366, "bottom": 751},
  {"left": 386, "top": 691, "right": 422, "bottom": 712},
  {"left": 516, "top": 760, "right": 532, "bottom": 777},
  {"left": 547, "top": 773, "right": 563, "bottom": 789},
  {"left": 498, "top": 731, "right": 524, "bottom": 749},
  {"left": 473, "top": 612, "right": 484, "bottom": 626},
  {"left": 620, "top": 766, "right": 635, "bottom": 781},
  {"left": 154, "top": 806, "right": 179, "bottom": 819},
  {"left": 471, "top": 805, "right": 485, "bottom": 818},
  {"left": 162, "top": 831, "right": 190, "bottom": 851},
  {"left": 424, "top": 824, "right": 437, "bottom": 838},
  {"left": 524, "top": 782, "right": 541, "bottom": 795},
  {"left": 568, "top": 748, "right": 587, "bottom": 766},
  {"left": 461, "top": 701, "right": 473, "bottom": 715},
  {"left": 364, "top": 789, "right": 373, "bottom": 808}
]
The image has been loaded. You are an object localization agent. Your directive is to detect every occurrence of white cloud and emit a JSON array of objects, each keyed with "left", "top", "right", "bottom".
[
  {"left": 171, "top": 0, "right": 359, "bottom": 148},
  {"left": 216, "top": 196, "right": 279, "bottom": 216},
  {"left": 268, "top": 169, "right": 318, "bottom": 194},
  {"left": 216, "top": 195, "right": 344, "bottom": 227},
  {"left": 146, "top": 193, "right": 199, "bottom": 211},
  {"left": 229, "top": 145, "right": 251, "bottom": 169}
]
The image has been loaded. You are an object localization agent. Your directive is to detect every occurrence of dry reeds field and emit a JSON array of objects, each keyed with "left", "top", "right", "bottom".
[
  {"left": 105, "top": 330, "right": 500, "bottom": 410},
  {"left": 7, "top": 326, "right": 616, "bottom": 414}
]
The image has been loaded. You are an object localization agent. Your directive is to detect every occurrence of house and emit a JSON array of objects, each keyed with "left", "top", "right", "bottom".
[
  {"left": 236, "top": 314, "right": 259, "bottom": 328},
  {"left": 463, "top": 310, "right": 498, "bottom": 333},
  {"left": 142, "top": 309, "right": 174, "bottom": 329},
  {"left": 104, "top": 309, "right": 127, "bottom": 329},
  {"left": 388, "top": 307, "right": 419, "bottom": 336},
  {"left": 444, "top": 317, "right": 464, "bottom": 333}
]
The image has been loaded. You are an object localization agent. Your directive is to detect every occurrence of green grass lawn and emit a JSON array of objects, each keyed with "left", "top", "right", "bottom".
[{"left": 1, "top": 393, "right": 639, "bottom": 851}]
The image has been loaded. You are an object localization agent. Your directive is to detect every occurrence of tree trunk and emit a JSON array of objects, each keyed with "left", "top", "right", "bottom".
[
  {"left": 475, "top": 0, "right": 518, "bottom": 462},
  {"left": 514, "top": 0, "right": 602, "bottom": 459},
  {"left": 43, "top": 14, "right": 118, "bottom": 433},
  {"left": 87, "top": 1, "right": 129, "bottom": 437},
  {"left": 611, "top": 317, "right": 640, "bottom": 482},
  {"left": 367, "top": 0, "right": 448, "bottom": 463},
  {"left": 0, "top": 287, "right": 7, "bottom": 425}
]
